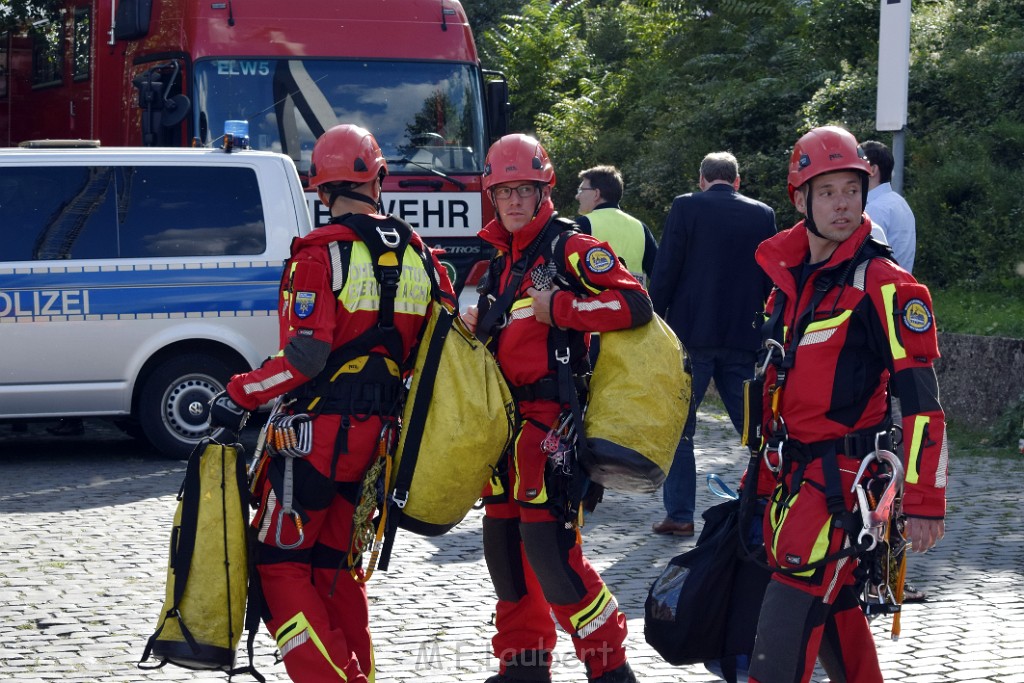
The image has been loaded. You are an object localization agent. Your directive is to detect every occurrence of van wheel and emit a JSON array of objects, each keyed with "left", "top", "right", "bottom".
[{"left": 138, "top": 354, "right": 233, "bottom": 460}]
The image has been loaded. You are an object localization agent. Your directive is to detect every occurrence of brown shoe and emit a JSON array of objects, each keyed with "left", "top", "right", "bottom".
[
  {"left": 903, "top": 583, "right": 928, "bottom": 603},
  {"left": 652, "top": 519, "right": 694, "bottom": 536}
]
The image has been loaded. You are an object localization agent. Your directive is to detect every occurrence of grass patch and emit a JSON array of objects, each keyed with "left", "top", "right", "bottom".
[
  {"left": 932, "top": 287, "right": 1024, "bottom": 338},
  {"left": 947, "top": 418, "right": 1019, "bottom": 459}
]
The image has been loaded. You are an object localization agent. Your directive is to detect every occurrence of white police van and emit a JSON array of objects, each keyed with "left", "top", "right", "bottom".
[{"left": 0, "top": 144, "right": 312, "bottom": 458}]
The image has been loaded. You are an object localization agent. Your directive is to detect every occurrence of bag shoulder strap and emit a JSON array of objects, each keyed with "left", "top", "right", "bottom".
[{"left": 474, "top": 216, "right": 562, "bottom": 342}]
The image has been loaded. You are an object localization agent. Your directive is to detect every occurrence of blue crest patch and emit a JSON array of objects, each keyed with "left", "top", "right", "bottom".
[
  {"left": 294, "top": 291, "right": 316, "bottom": 319},
  {"left": 902, "top": 298, "right": 932, "bottom": 333},
  {"left": 585, "top": 247, "right": 615, "bottom": 274}
]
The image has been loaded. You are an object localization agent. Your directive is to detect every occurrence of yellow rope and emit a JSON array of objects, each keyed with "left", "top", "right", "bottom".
[{"left": 348, "top": 421, "right": 396, "bottom": 584}]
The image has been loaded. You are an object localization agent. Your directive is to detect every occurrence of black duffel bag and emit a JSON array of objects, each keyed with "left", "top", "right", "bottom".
[{"left": 644, "top": 497, "right": 770, "bottom": 678}]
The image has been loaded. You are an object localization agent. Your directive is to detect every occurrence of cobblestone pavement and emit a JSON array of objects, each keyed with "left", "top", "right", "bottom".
[{"left": 1, "top": 411, "right": 1021, "bottom": 683}]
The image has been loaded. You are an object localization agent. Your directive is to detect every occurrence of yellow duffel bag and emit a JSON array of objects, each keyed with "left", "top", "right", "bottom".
[
  {"left": 140, "top": 440, "right": 259, "bottom": 677},
  {"left": 581, "top": 314, "right": 691, "bottom": 493},
  {"left": 391, "top": 300, "right": 516, "bottom": 536}
]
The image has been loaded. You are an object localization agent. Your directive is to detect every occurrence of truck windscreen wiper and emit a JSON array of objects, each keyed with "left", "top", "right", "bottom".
[{"left": 386, "top": 157, "right": 467, "bottom": 191}]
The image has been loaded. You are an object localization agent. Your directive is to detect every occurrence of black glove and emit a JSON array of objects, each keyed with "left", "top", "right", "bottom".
[{"left": 209, "top": 391, "right": 248, "bottom": 433}]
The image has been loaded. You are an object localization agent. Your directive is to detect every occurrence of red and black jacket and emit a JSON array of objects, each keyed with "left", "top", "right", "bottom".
[
  {"left": 475, "top": 200, "right": 652, "bottom": 391},
  {"left": 754, "top": 217, "right": 947, "bottom": 519}
]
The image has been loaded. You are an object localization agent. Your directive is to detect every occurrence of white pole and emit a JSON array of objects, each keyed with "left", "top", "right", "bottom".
[{"left": 876, "top": 0, "right": 912, "bottom": 194}]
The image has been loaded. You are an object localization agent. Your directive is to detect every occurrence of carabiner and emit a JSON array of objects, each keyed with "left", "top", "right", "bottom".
[
  {"left": 275, "top": 507, "right": 305, "bottom": 550},
  {"left": 755, "top": 339, "right": 785, "bottom": 379},
  {"left": 763, "top": 439, "right": 784, "bottom": 475},
  {"left": 852, "top": 447, "right": 905, "bottom": 552}
]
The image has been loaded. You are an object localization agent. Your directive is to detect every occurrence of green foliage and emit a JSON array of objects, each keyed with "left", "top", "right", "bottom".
[
  {"left": 0, "top": 0, "right": 62, "bottom": 33},
  {"left": 931, "top": 286, "right": 1024, "bottom": 339},
  {"left": 478, "top": 0, "right": 1024, "bottom": 302},
  {"left": 990, "top": 391, "right": 1024, "bottom": 450},
  {"left": 478, "top": 1, "right": 592, "bottom": 134}
]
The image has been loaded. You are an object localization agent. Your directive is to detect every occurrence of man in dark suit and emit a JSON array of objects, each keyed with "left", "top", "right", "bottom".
[{"left": 648, "top": 152, "right": 776, "bottom": 536}]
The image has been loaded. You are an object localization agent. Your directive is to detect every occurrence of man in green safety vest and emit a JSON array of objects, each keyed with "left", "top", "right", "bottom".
[{"left": 575, "top": 165, "right": 658, "bottom": 288}]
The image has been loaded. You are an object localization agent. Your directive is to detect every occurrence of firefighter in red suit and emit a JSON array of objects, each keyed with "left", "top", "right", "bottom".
[
  {"left": 463, "top": 134, "right": 652, "bottom": 683},
  {"left": 747, "top": 126, "right": 947, "bottom": 683},
  {"left": 209, "top": 124, "right": 453, "bottom": 683}
]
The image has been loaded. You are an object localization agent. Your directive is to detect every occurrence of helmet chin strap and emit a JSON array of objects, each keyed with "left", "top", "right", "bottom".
[
  {"left": 804, "top": 193, "right": 825, "bottom": 238},
  {"left": 328, "top": 175, "right": 384, "bottom": 213}
]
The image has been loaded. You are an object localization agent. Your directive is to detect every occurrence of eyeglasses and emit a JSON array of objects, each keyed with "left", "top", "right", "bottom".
[
  {"left": 493, "top": 184, "right": 539, "bottom": 200},
  {"left": 577, "top": 185, "right": 598, "bottom": 195}
]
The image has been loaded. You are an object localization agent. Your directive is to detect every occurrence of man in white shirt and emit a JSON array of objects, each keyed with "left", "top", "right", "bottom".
[{"left": 862, "top": 140, "right": 917, "bottom": 273}]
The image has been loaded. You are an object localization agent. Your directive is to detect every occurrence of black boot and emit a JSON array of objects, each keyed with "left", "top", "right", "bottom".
[
  {"left": 590, "top": 662, "right": 637, "bottom": 683},
  {"left": 46, "top": 418, "right": 84, "bottom": 436},
  {"left": 485, "top": 650, "right": 552, "bottom": 683},
  {"left": 484, "top": 676, "right": 548, "bottom": 683}
]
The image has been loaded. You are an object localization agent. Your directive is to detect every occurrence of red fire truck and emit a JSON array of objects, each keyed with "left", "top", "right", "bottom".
[{"left": 0, "top": 0, "right": 509, "bottom": 289}]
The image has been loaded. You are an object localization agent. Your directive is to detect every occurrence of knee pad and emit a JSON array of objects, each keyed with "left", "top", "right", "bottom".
[
  {"left": 520, "top": 521, "right": 587, "bottom": 605},
  {"left": 483, "top": 516, "right": 527, "bottom": 602}
]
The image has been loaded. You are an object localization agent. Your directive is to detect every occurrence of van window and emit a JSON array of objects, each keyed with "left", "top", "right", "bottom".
[{"left": 0, "top": 165, "right": 266, "bottom": 261}]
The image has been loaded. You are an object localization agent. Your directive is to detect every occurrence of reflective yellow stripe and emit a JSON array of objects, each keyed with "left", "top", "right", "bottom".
[
  {"left": 566, "top": 252, "right": 601, "bottom": 295},
  {"left": 570, "top": 585, "right": 612, "bottom": 632},
  {"left": 512, "top": 429, "right": 547, "bottom": 505},
  {"left": 769, "top": 493, "right": 797, "bottom": 562},
  {"left": 276, "top": 612, "right": 348, "bottom": 680},
  {"left": 797, "top": 520, "right": 834, "bottom": 579},
  {"left": 769, "top": 491, "right": 830, "bottom": 578},
  {"left": 906, "top": 415, "right": 929, "bottom": 485},
  {"left": 803, "top": 309, "right": 852, "bottom": 334},
  {"left": 881, "top": 283, "right": 906, "bottom": 360}
]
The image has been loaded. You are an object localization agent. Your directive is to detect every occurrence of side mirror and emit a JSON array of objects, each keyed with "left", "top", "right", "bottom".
[
  {"left": 114, "top": 0, "right": 153, "bottom": 41},
  {"left": 484, "top": 74, "right": 510, "bottom": 142}
]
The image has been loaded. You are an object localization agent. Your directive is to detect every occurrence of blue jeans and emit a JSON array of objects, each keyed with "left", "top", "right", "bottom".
[{"left": 662, "top": 347, "right": 754, "bottom": 523}]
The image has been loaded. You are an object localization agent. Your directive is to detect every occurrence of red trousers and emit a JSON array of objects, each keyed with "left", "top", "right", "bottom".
[
  {"left": 482, "top": 400, "right": 629, "bottom": 681},
  {"left": 251, "top": 413, "right": 386, "bottom": 683}
]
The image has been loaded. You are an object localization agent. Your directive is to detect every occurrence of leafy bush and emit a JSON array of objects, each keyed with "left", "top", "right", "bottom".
[{"left": 478, "top": 0, "right": 1024, "bottom": 298}]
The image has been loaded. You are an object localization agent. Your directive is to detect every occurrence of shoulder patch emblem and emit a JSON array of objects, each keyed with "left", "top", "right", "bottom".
[
  {"left": 585, "top": 247, "right": 615, "bottom": 274},
  {"left": 902, "top": 298, "right": 932, "bottom": 333},
  {"left": 294, "top": 291, "right": 317, "bottom": 319}
]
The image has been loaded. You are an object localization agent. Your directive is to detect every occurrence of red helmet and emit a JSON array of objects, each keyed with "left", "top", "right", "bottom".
[
  {"left": 787, "top": 126, "right": 871, "bottom": 203},
  {"left": 308, "top": 124, "right": 387, "bottom": 188},
  {"left": 482, "top": 134, "right": 556, "bottom": 191}
]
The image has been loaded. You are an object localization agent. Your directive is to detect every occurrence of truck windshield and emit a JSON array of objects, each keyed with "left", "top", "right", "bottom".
[{"left": 193, "top": 59, "right": 486, "bottom": 176}]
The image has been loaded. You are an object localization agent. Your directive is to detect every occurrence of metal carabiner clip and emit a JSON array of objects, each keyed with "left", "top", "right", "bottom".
[
  {"left": 763, "top": 440, "right": 784, "bottom": 475},
  {"left": 275, "top": 507, "right": 305, "bottom": 550},
  {"left": 852, "top": 446, "right": 905, "bottom": 551},
  {"left": 755, "top": 339, "right": 785, "bottom": 379}
]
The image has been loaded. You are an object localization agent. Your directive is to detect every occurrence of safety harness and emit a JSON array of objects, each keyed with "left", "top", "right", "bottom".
[
  {"left": 740, "top": 235, "right": 902, "bottom": 577},
  {"left": 475, "top": 219, "right": 592, "bottom": 521},
  {"left": 253, "top": 213, "right": 442, "bottom": 583}
]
